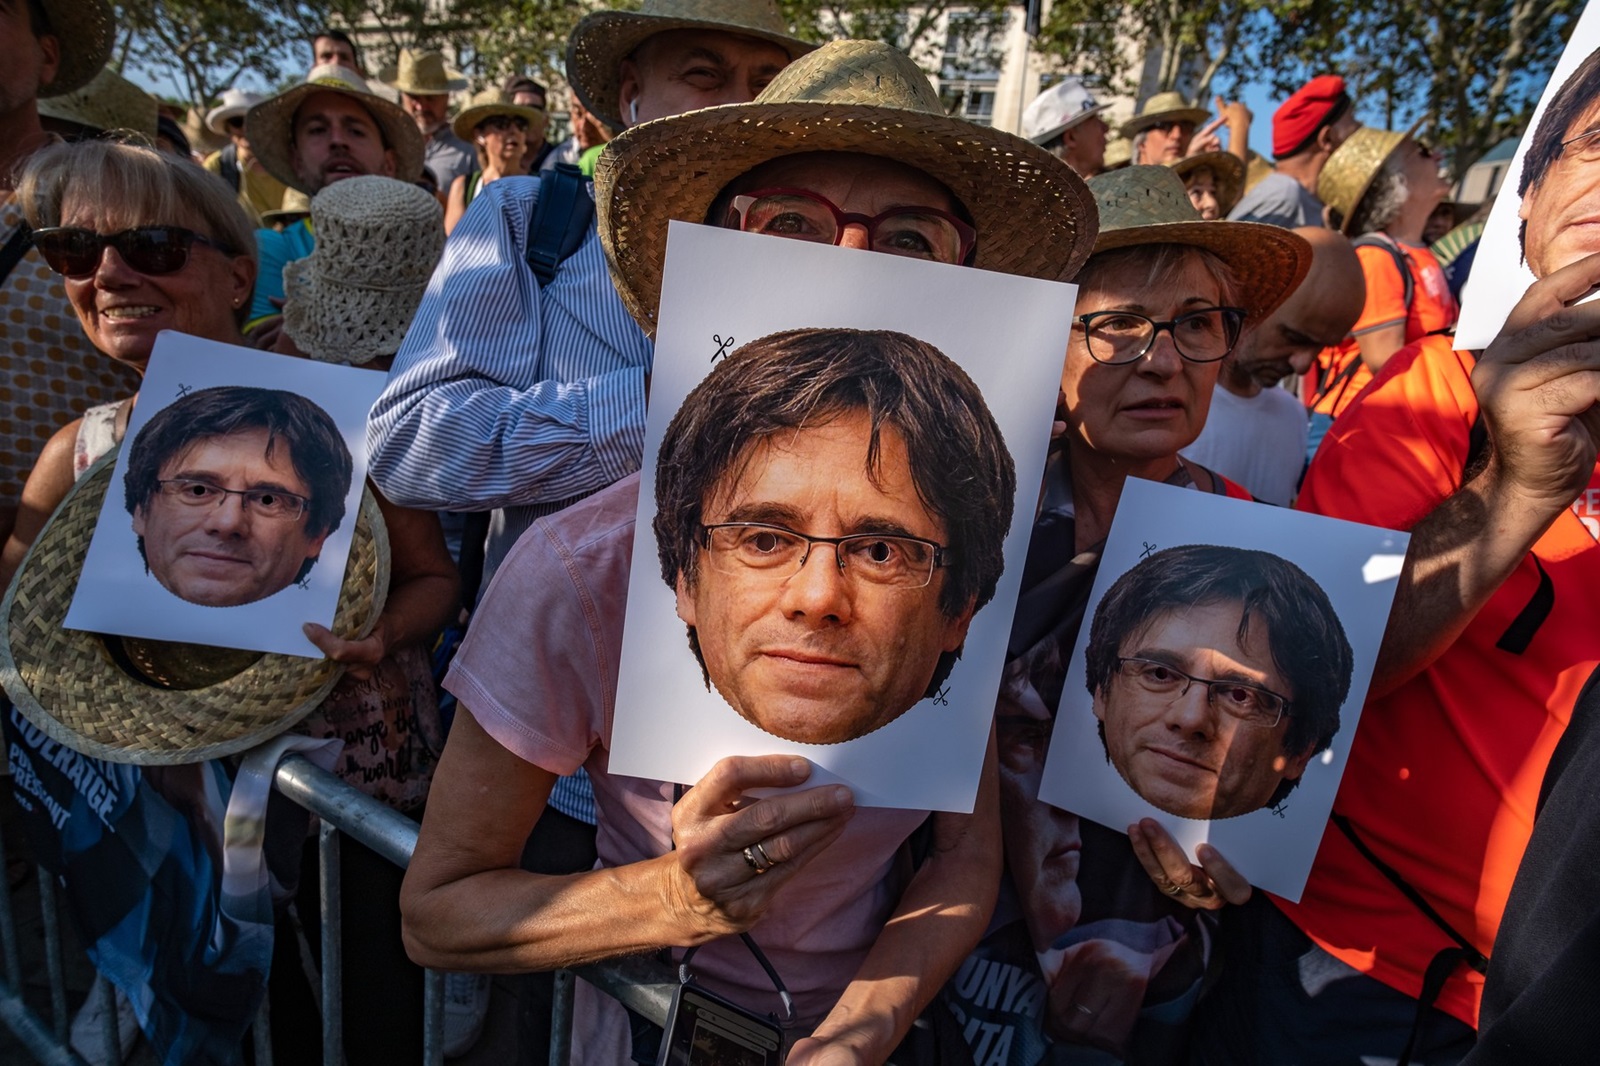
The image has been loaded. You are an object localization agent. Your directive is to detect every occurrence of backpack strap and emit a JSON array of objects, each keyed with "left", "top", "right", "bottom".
[
  {"left": 1332, "top": 814, "right": 1488, "bottom": 1066},
  {"left": 525, "top": 163, "right": 594, "bottom": 286},
  {"left": 1353, "top": 232, "right": 1415, "bottom": 311},
  {"left": 0, "top": 219, "right": 33, "bottom": 287}
]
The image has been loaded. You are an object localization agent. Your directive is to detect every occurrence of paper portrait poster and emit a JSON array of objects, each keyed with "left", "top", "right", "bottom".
[
  {"left": 1035, "top": 478, "right": 1410, "bottom": 900},
  {"left": 609, "top": 222, "right": 1077, "bottom": 812},
  {"left": 64, "top": 332, "right": 385, "bottom": 658},
  {"left": 1454, "top": 0, "right": 1600, "bottom": 349}
]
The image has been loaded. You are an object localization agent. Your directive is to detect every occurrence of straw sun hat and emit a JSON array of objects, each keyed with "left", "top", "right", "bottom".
[
  {"left": 1317, "top": 125, "right": 1413, "bottom": 235},
  {"left": 1119, "top": 91, "right": 1211, "bottom": 139},
  {"left": 595, "top": 39, "right": 1100, "bottom": 335},
  {"left": 1171, "top": 151, "right": 1245, "bottom": 216},
  {"left": 567, "top": 0, "right": 815, "bottom": 131},
  {"left": 451, "top": 87, "right": 549, "bottom": 143},
  {"left": 245, "top": 65, "right": 424, "bottom": 195},
  {"left": 37, "top": 0, "right": 115, "bottom": 99},
  {"left": 0, "top": 455, "right": 388, "bottom": 766},
  {"left": 37, "top": 66, "right": 157, "bottom": 142},
  {"left": 1087, "top": 164, "right": 1311, "bottom": 325},
  {"left": 379, "top": 49, "right": 469, "bottom": 96},
  {"left": 284, "top": 176, "right": 445, "bottom": 365}
]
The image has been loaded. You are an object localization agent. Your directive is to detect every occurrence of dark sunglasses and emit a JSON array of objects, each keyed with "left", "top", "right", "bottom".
[
  {"left": 32, "top": 226, "right": 230, "bottom": 278},
  {"left": 225, "top": 116, "right": 245, "bottom": 131}
]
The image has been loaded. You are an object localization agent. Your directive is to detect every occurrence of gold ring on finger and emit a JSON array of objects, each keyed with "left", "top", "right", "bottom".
[
  {"left": 754, "top": 841, "right": 777, "bottom": 868},
  {"left": 742, "top": 845, "right": 768, "bottom": 874}
]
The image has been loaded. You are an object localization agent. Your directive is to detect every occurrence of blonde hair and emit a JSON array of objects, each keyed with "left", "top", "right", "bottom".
[{"left": 17, "top": 138, "right": 258, "bottom": 267}]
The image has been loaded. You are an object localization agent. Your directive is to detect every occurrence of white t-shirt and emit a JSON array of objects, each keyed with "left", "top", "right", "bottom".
[{"left": 1182, "top": 384, "right": 1308, "bottom": 505}]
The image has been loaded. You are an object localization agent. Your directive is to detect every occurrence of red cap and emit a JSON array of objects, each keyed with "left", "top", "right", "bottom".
[{"left": 1273, "top": 75, "right": 1348, "bottom": 158}]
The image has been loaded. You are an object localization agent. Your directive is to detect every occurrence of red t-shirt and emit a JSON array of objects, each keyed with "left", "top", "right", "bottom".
[
  {"left": 1308, "top": 238, "right": 1459, "bottom": 418},
  {"left": 1288, "top": 337, "right": 1600, "bottom": 1026}
]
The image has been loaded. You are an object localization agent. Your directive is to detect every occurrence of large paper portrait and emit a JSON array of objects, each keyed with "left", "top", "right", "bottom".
[
  {"left": 609, "top": 223, "right": 1077, "bottom": 811},
  {"left": 63, "top": 333, "right": 385, "bottom": 657},
  {"left": 1037, "top": 479, "right": 1409, "bottom": 900},
  {"left": 1455, "top": 0, "right": 1600, "bottom": 348}
]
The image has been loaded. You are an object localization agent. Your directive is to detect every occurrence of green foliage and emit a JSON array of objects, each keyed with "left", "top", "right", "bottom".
[
  {"left": 114, "top": 0, "right": 321, "bottom": 106},
  {"left": 779, "top": 0, "right": 1010, "bottom": 75}
]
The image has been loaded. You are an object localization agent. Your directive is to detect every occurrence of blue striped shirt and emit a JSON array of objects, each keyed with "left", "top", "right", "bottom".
[{"left": 366, "top": 174, "right": 653, "bottom": 578}]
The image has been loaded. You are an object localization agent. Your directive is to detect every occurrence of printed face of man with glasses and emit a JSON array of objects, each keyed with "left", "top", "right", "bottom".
[
  {"left": 124, "top": 386, "right": 353, "bottom": 608},
  {"left": 654, "top": 328, "right": 1016, "bottom": 745},
  {"left": 1082, "top": 545, "right": 1353, "bottom": 820},
  {"left": 1519, "top": 45, "right": 1600, "bottom": 279}
]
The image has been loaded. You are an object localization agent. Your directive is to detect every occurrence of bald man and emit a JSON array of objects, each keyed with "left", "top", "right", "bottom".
[{"left": 1181, "top": 227, "right": 1365, "bottom": 504}]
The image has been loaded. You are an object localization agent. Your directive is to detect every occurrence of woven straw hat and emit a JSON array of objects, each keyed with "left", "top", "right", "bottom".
[
  {"left": 283, "top": 177, "right": 444, "bottom": 365},
  {"left": 1088, "top": 165, "right": 1311, "bottom": 324},
  {"left": 262, "top": 188, "right": 312, "bottom": 226},
  {"left": 205, "top": 87, "right": 264, "bottom": 134},
  {"left": 1171, "top": 151, "right": 1245, "bottom": 216},
  {"left": 1119, "top": 91, "right": 1211, "bottom": 139},
  {"left": 450, "top": 87, "right": 549, "bottom": 143},
  {"left": 0, "top": 455, "right": 389, "bottom": 765},
  {"left": 595, "top": 39, "right": 1099, "bottom": 335},
  {"left": 1102, "top": 135, "right": 1133, "bottom": 171},
  {"left": 567, "top": 0, "right": 815, "bottom": 131},
  {"left": 37, "top": 0, "right": 115, "bottom": 99},
  {"left": 37, "top": 66, "right": 157, "bottom": 142},
  {"left": 1317, "top": 125, "right": 1410, "bottom": 235},
  {"left": 379, "top": 49, "right": 468, "bottom": 95},
  {"left": 245, "top": 65, "right": 424, "bottom": 195}
]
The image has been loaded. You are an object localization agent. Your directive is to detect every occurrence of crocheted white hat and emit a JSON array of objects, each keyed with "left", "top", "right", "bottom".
[{"left": 283, "top": 176, "right": 444, "bottom": 365}]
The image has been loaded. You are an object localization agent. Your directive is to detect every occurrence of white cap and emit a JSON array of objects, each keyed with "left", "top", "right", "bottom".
[{"left": 1021, "top": 77, "right": 1108, "bottom": 145}]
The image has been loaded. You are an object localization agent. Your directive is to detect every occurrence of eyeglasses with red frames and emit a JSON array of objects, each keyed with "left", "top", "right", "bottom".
[
  {"left": 32, "top": 226, "right": 232, "bottom": 279},
  {"left": 727, "top": 188, "right": 976, "bottom": 265}
]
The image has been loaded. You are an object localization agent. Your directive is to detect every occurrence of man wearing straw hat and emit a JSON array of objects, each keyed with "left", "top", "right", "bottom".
[
  {"left": 240, "top": 63, "right": 422, "bottom": 343},
  {"left": 381, "top": 48, "right": 473, "bottom": 189},
  {"left": 0, "top": 0, "right": 138, "bottom": 551},
  {"left": 202, "top": 86, "right": 287, "bottom": 222},
  {"left": 1124, "top": 91, "right": 1221, "bottom": 166},
  {"left": 368, "top": 0, "right": 814, "bottom": 585},
  {"left": 399, "top": 37, "right": 1098, "bottom": 1066}
]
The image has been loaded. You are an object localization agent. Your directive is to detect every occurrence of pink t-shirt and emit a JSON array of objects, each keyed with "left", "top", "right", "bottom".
[{"left": 444, "top": 474, "right": 927, "bottom": 1063}]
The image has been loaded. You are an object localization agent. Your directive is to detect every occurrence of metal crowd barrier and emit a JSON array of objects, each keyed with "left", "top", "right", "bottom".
[{"left": 0, "top": 752, "right": 678, "bottom": 1065}]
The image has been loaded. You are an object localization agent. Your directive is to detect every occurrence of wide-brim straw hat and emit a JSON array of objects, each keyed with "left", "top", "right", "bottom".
[
  {"left": 1172, "top": 151, "right": 1245, "bottom": 216},
  {"left": 595, "top": 39, "right": 1099, "bottom": 336},
  {"left": 451, "top": 88, "right": 549, "bottom": 143},
  {"left": 1119, "top": 91, "right": 1211, "bottom": 139},
  {"left": 246, "top": 65, "right": 424, "bottom": 195},
  {"left": 283, "top": 176, "right": 445, "bottom": 365},
  {"left": 1317, "top": 125, "right": 1412, "bottom": 235},
  {"left": 378, "top": 49, "right": 468, "bottom": 95},
  {"left": 206, "top": 88, "right": 264, "bottom": 134},
  {"left": 38, "top": 0, "right": 115, "bottom": 98},
  {"left": 37, "top": 66, "right": 157, "bottom": 142},
  {"left": 1103, "top": 135, "right": 1133, "bottom": 170},
  {"left": 567, "top": 0, "right": 816, "bottom": 131},
  {"left": 261, "top": 188, "right": 313, "bottom": 225},
  {"left": 1088, "top": 165, "right": 1311, "bottom": 325},
  {"left": 0, "top": 455, "right": 389, "bottom": 766}
]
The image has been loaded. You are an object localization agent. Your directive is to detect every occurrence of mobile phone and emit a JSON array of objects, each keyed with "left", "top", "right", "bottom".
[{"left": 658, "top": 981, "right": 783, "bottom": 1066}]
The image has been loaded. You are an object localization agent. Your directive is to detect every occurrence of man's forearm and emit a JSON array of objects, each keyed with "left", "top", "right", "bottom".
[{"left": 1372, "top": 456, "right": 1571, "bottom": 696}]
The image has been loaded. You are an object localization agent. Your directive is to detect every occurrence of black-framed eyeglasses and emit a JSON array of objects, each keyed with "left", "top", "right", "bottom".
[
  {"left": 1114, "top": 657, "right": 1291, "bottom": 728},
  {"left": 700, "top": 522, "right": 951, "bottom": 589},
  {"left": 1561, "top": 126, "right": 1600, "bottom": 163},
  {"left": 156, "top": 478, "right": 310, "bottom": 521},
  {"left": 1075, "top": 306, "right": 1247, "bottom": 365},
  {"left": 728, "top": 187, "right": 976, "bottom": 265},
  {"left": 33, "top": 226, "right": 231, "bottom": 279}
]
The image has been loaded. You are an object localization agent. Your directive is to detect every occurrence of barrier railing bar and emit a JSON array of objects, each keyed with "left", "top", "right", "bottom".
[
  {"left": 36, "top": 878, "right": 65, "bottom": 1043},
  {"left": 0, "top": 980, "right": 81, "bottom": 1066},
  {"left": 422, "top": 969, "right": 444, "bottom": 1066},
  {"left": 548, "top": 969, "right": 573, "bottom": 1066},
  {"left": 0, "top": 824, "right": 22, "bottom": 990},
  {"left": 319, "top": 822, "right": 344, "bottom": 1066},
  {"left": 253, "top": 992, "right": 273, "bottom": 1066},
  {"left": 274, "top": 756, "right": 416, "bottom": 868}
]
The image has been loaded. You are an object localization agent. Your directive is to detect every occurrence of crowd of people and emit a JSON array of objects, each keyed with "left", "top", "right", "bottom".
[{"left": 2, "top": 0, "right": 1598, "bottom": 1064}]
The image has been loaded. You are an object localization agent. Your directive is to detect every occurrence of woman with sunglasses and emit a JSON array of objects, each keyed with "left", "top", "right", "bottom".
[
  {"left": 3, "top": 140, "right": 458, "bottom": 1061},
  {"left": 443, "top": 89, "right": 545, "bottom": 235},
  {"left": 940, "top": 165, "right": 1313, "bottom": 1061},
  {"left": 1305, "top": 127, "right": 1456, "bottom": 427}
]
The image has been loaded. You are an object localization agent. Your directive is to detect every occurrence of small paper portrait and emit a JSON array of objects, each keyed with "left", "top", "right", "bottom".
[
  {"left": 1081, "top": 544, "right": 1353, "bottom": 821},
  {"left": 656, "top": 327, "right": 1014, "bottom": 747},
  {"left": 64, "top": 332, "right": 386, "bottom": 658},
  {"left": 1037, "top": 478, "right": 1408, "bottom": 900},
  {"left": 1455, "top": 2, "right": 1600, "bottom": 347},
  {"left": 123, "top": 386, "right": 353, "bottom": 608},
  {"left": 609, "top": 223, "right": 1076, "bottom": 811}
]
